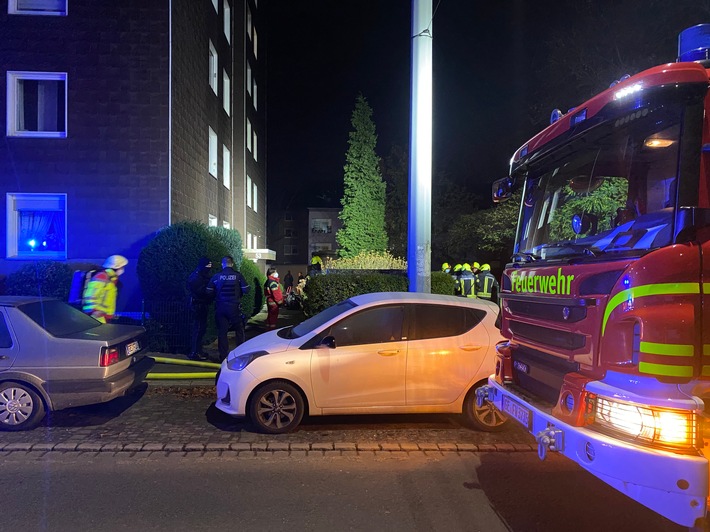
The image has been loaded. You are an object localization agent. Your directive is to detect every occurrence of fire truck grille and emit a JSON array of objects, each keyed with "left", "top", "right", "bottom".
[
  {"left": 509, "top": 321, "right": 586, "bottom": 350},
  {"left": 512, "top": 346, "right": 579, "bottom": 404},
  {"left": 507, "top": 299, "right": 587, "bottom": 323}
]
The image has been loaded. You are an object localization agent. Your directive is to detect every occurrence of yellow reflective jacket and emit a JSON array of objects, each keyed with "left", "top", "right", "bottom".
[{"left": 82, "top": 269, "right": 119, "bottom": 323}]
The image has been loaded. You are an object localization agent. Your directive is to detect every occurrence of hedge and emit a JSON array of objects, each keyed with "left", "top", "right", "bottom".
[
  {"left": 240, "top": 257, "right": 266, "bottom": 319},
  {"left": 4, "top": 261, "right": 75, "bottom": 300}
]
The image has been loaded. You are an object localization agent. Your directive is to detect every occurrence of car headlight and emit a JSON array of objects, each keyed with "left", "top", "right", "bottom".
[
  {"left": 227, "top": 350, "right": 268, "bottom": 371},
  {"left": 593, "top": 395, "right": 698, "bottom": 451}
]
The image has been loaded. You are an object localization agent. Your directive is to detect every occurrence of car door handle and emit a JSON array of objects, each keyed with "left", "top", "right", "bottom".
[
  {"left": 378, "top": 349, "right": 400, "bottom": 356},
  {"left": 459, "top": 345, "right": 482, "bottom": 351},
  {"left": 0, "top": 355, "right": 7, "bottom": 360}
]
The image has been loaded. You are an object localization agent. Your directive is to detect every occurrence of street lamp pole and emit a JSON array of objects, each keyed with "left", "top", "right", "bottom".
[{"left": 407, "top": 0, "right": 432, "bottom": 293}]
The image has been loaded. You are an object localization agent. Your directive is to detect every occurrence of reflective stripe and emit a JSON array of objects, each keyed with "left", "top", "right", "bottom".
[
  {"left": 602, "top": 283, "right": 700, "bottom": 334},
  {"left": 639, "top": 341, "right": 694, "bottom": 357},
  {"left": 639, "top": 361, "right": 694, "bottom": 377}
]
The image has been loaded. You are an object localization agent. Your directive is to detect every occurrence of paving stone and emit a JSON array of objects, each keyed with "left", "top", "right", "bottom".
[
  {"left": 251, "top": 442, "right": 269, "bottom": 451},
  {"left": 398, "top": 443, "right": 420, "bottom": 452},
  {"left": 417, "top": 442, "right": 439, "bottom": 451},
  {"left": 380, "top": 443, "right": 401, "bottom": 451},
  {"left": 76, "top": 443, "right": 103, "bottom": 452},
  {"left": 164, "top": 443, "right": 185, "bottom": 452},
  {"left": 456, "top": 443, "right": 478, "bottom": 452},
  {"left": 184, "top": 443, "right": 205, "bottom": 452},
  {"left": 229, "top": 442, "right": 252, "bottom": 451},
  {"left": 31, "top": 443, "right": 56, "bottom": 452},
  {"left": 311, "top": 442, "right": 334, "bottom": 451},
  {"left": 476, "top": 444, "right": 497, "bottom": 452},
  {"left": 53, "top": 442, "right": 79, "bottom": 452},
  {"left": 512, "top": 443, "right": 535, "bottom": 452},
  {"left": 288, "top": 450, "right": 308, "bottom": 458},
  {"left": 205, "top": 443, "right": 231, "bottom": 451},
  {"left": 437, "top": 443, "right": 458, "bottom": 452},
  {"left": 142, "top": 443, "right": 165, "bottom": 452},
  {"left": 356, "top": 443, "right": 380, "bottom": 451},
  {"left": 289, "top": 443, "right": 310, "bottom": 451},
  {"left": 4, "top": 443, "right": 32, "bottom": 451},
  {"left": 123, "top": 443, "right": 144, "bottom": 452},
  {"left": 266, "top": 443, "right": 289, "bottom": 451},
  {"left": 334, "top": 443, "right": 357, "bottom": 451}
]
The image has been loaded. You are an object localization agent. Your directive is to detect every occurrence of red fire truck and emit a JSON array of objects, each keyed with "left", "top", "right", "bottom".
[{"left": 478, "top": 25, "right": 710, "bottom": 528}]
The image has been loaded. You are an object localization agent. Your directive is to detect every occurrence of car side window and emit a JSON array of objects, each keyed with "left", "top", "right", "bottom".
[
  {"left": 0, "top": 313, "right": 13, "bottom": 348},
  {"left": 330, "top": 305, "right": 404, "bottom": 347},
  {"left": 407, "top": 304, "right": 486, "bottom": 340}
]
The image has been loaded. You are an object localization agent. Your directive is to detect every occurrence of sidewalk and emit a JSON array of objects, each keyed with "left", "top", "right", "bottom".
[{"left": 145, "top": 307, "right": 306, "bottom": 386}]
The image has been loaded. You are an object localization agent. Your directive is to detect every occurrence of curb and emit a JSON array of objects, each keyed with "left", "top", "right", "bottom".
[{"left": 0, "top": 441, "right": 536, "bottom": 454}]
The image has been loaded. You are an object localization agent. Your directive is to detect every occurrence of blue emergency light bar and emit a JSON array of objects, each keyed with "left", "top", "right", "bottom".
[{"left": 678, "top": 24, "right": 710, "bottom": 62}]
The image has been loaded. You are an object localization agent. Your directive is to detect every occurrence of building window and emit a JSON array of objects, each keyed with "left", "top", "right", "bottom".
[
  {"left": 284, "top": 213, "right": 294, "bottom": 222},
  {"left": 8, "top": 0, "right": 66, "bottom": 16},
  {"left": 222, "top": 70, "right": 230, "bottom": 115},
  {"left": 246, "top": 232, "right": 253, "bottom": 249},
  {"left": 253, "top": 27, "right": 258, "bottom": 59},
  {"left": 311, "top": 219, "right": 332, "bottom": 233},
  {"left": 211, "top": 0, "right": 217, "bottom": 12},
  {"left": 247, "top": 6, "right": 252, "bottom": 38},
  {"left": 208, "top": 40, "right": 218, "bottom": 95},
  {"left": 222, "top": 145, "right": 231, "bottom": 189},
  {"left": 253, "top": 130, "right": 258, "bottom": 162},
  {"left": 246, "top": 119, "right": 252, "bottom": 152},
  {"left": 222, "top": 220, "right": 230, "bottom": 229},
  {"left": 223, "top": 0, "right": 230, "bottom": 43},
  {"left": 253, "top": 182, "right": 258, "bottom": 213},
  {"left": 284, "top": 228, "right": 297, "bottom": 238},
  {"left": 246, "top": 63, "right": 252, "bottom": 96},
  {"left": 284, "top": 245, "right": 298, "bottom": 256},
  {"left": 6, "top": 193, "right": 66, "bottom": 259},
  {"left": 208, "top": 214, "right": 218, "bottom": 227},
  {"left": 253, "top": 79, "right": 257, "bottom": 111},
  {"left": 246, "top": 175, "right": 252, "bottom": 208},
  {"left": 209, "top": 127, "right": 218, "bottom": 177},
  {"left": 7, "top": 71, "right": 67, "bottom": 138}
]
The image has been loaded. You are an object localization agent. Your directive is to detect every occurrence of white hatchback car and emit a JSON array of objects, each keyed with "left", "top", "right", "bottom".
[{"left": 215, "top": 292, "right": 507, "bottom": 433}]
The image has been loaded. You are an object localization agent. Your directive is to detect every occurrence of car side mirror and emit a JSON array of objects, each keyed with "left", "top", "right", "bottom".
[{"left": 317, "top": 336, "right": 336, "bottom": 349}]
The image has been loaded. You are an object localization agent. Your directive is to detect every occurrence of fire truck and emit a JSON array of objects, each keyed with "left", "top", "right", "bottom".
[{"left": 477, "top": 25, "right": 710, "bottom": 528}]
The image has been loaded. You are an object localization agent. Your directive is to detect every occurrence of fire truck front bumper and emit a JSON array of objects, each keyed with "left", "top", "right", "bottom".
[{"left": 484, "top": 377, "right": 708, "bottom": 528}]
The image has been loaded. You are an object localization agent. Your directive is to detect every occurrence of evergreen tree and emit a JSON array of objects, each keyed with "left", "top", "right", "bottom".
[{"left": 336, "top": 94, "right": 388, "bottom": 258}]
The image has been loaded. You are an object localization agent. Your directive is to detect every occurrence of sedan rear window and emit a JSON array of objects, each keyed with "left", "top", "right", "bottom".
[
  {"left": 290, "top": 299, "right": 357, "bottom": 338},
  {"left": 407, "top": 304, "right": 486, "bottom": 340},
  {"left": 19, "top": 300, "right": 102, "bottom": 337}
]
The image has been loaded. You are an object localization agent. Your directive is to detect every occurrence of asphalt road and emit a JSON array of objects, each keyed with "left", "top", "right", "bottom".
[{"left": 3, "top": 450, "right": 682, "bottom": 532}]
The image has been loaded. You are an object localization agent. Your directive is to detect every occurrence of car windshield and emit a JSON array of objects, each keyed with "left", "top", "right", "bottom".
[
  {"left": 515, "top": 98, "right": 699, "bottom": 261},
  {"left": 19, "top": 300, "right": 102, "bottom": 337},
  {"left": 289, "top": 299, "right": 357, "bottom": 338}
]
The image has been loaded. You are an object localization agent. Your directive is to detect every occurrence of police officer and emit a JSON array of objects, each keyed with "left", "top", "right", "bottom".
[
  {"left": 476, "top": 263, "right": 500, "bottom": 302},
  {"left": 186, "top": 257, "right": 212, "bottom": 361},
  {"left": 206, "top": 256, "right": 250, "bottom": 362},
  {"left": 457, "top": 263, "right": 476, "bottom": 298}
]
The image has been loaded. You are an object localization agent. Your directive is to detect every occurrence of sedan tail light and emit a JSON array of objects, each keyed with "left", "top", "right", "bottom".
[{"left": 100, "top": 347, "right": 120, "bottom": 367}]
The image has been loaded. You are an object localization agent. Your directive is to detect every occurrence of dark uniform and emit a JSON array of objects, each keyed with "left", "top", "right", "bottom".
[
  {"left": 206, "top": 262, "right": 250, "bottom": 362},
  {"left": 186, "top": 257, "right": 212, "bottom": 360},
  {"left": 476, "top": 265, "right": 500, "bottom": 302},
  {"left": 457, "top": 269, "right": 476, "bottom": 298}
]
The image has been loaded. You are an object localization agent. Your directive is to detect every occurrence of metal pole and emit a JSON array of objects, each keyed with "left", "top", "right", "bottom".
[{"left": 407, "top": 0, "right": 432, "bottom": 293}]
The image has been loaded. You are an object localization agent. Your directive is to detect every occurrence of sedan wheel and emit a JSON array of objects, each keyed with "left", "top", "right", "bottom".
[
  {"left": 463, "top": 382, "right": 509, "bottom": 432},
  {"left": 249, "top": 380, "right": 304, "bottom": 434},
  {"left": 0, "top": 382, "right": 45, "bottom": 431}
]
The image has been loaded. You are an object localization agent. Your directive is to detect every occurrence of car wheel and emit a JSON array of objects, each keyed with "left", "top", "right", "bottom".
[
  {"left": 249, "top": 380, "right": 304, "bottom": 434},
  {"left": 0, "top": 382, "right": 46, "bottom": 431},
  {"left": 463, "top": 381, "right": 509, "bottom": 432}
]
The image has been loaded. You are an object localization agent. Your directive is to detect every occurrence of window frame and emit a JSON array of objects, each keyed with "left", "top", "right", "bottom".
[
  {"left": 208, "top": 127, "right": 218, "bottom": 177},
  {"left": 7, "top": 71, "right": 68, "bottom": 138},
  {"left": 208, "top": 40, "right": 218, "bottom": 95},
  {"left": 222, "top": 69, "right": 230, "bottom": 115},
  {"left": 208, "top": 214, "right": 218, "bottom": 227},
  {"left": 222, "top": 144, "right": 231, "bottom": 189},
  {"left": 246, "top": 175, "right": 252, "bottom": 208},
  {"left": 6, "top": 192, "right": 67, "bottom": 260},
  {"left": 8, "top": 0, "right": 67, "bottom": 16},
  {"left": 223, "top": 0, "right": 231, "bottom": 43}
]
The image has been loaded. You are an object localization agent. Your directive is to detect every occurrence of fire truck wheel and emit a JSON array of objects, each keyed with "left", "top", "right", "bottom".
[{"left": 463, "top": 381, "right": 509, "bottom": 432}]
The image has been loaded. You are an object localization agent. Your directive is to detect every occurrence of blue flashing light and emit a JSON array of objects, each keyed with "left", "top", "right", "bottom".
[
  {"left": 28, "top": 239, "right": 36, "bottom": 249},
  {"left": 571, "top": 108, "right": 587, "bottom": 126},
  {"left": 678, "top": 24, "right": 710, "bottom": 62},
  {"left": 622, "top": 275, "right": 631, "bottom": 288},
  {"left": 520, "top": 144, "right": 528, "bottom": 157},
  {"left": 572, "top": 214, "right": 583, "bottom": 234},
  {"left": 550, "top": 108, "right": 563, "bottom": 124}
]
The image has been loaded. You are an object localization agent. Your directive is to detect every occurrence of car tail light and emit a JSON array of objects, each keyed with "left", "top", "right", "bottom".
[{"left": 100, "top": 347, "right": 120, "bottom": 367}]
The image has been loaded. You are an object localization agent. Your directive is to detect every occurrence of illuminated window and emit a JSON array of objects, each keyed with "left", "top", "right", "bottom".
[
  {"left": 222, "top": 145, "right": 230, "bottom": 189},
  {"left": 223, "top": 0, "right": 230, "bottom": 42},
  {"left": 211, "top": 0, "right": 217, "bottom": 12},
  {"left": 253, "top": 27, "right": 258, "bottom": 58},
  {"left": 222, "top": 220, "right": 230, "bottom": 229},
  {"left": 247, "top": 6, "right": 252, "bottom": 38},
  {"left": 222, "top": 70, "right": 230, "bottom": 115},
  {"left": 247, "top": 232, "right": 253, "bottom": 249},
  {"left": 311, "top": 219, "right": 332, "bottom": 234},
  {"left": 246, "top": 175, "right": 252, "bottom": 207},
  {"left": 9, "top": 0, "right": 66, "bottom": 16},
  {"left": 253, "top": 130, "right": 258, "bottom": 162},
  {"left": 208, "top": 41, "right": 218, "bottom": 95},
  {"left": 6, "top": 193, "right": 66, "bottom": 259},
  {"left": 209, "top": 127, "right": 217, "bottom": 177},
  {"left": 247, "top": 63, "right": 252, "bottom": 96},
  {"left": 253, "top": 78, "right": 257, "bottom": 111},
  {"left": 7, "top": 71, "right": 67, "bottom": 138},
  {"left": 253, "top": 182, "right": 258, "bottom": 213},
  {"left": 246, "top": 119, "right": 252, "bottom": 152},
  {"left": 208, "top": 214, "right": 218, "bottom": 227}
]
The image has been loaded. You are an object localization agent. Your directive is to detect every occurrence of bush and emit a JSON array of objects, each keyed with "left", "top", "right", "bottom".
[
  {"left": 303, "top": 272, "right": 407, "bottom": 316},
  {"left": 240, "top": 258, "right": 266, "bottom": 318},
  {"left": 207, "top": 226, "right": 243, "bottom": 264},
  {"left": 431, "top": 271, "right": 456, "bottom": 296},
  {"left": 325, "top": 250, "right": 406, "bottom": 271},
  {"left": 4, "top": 261, "right": 74, "bottom": 300}
]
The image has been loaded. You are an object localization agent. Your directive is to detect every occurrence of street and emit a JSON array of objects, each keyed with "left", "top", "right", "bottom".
[
  {"left": 4, "top": 450, "right": 681, "bottom": 532},
  {"left": 1, "top": 387, "right": 684, "bottom": 531}
]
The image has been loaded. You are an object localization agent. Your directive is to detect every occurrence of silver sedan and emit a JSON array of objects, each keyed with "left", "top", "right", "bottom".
[{"left": 0, "top": 296, "right": 154, "bottom": 430}]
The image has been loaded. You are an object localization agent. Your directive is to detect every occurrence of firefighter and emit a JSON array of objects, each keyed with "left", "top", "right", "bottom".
[
  {"left": 452, "top": 263, "right": 463, "bottom": 295},
  {"left": 457, "top": 263, "right": 476, "bottom": 298},
  {"left": 477, "top": 263, "right": 500, "bottom": 302},
  {"left": 441, "top": 262, "right": 451, "bottom": 274},
  {"left": 82, "top": 255, "right": 128, "bottom": 323}
]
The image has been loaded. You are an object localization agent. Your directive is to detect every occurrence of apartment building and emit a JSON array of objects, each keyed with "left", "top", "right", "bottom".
[{"left": 0, "top": 0, "right": 271, "bottom": 311}]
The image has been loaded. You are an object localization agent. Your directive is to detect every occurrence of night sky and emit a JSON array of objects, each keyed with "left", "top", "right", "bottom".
[{"left": 264, "top": 1, "right": 707, "bottom": 211}]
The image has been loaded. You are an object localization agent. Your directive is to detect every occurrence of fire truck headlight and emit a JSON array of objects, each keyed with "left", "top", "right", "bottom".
[{"left": 593, "top": 396, "right": 697, "bottom": 451}]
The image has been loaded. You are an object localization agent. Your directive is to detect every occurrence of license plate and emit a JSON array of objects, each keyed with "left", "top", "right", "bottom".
[
  {"left": 502, "top": 395, "right": 532, "bottom": 430},
  {"left": 126, "top": 341, "right": 140, "bottom": 356},
  {"left": 513, "top": 360, "right": 529, "bottom": 374}
]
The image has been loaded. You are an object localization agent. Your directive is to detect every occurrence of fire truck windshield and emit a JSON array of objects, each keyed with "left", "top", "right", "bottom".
[{"left": 514, "top": 100, "right": 693, "bottom": 261}]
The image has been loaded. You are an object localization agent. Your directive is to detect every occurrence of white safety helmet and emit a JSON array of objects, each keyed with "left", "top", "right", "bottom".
[{"left": 103, "top": 255, "right": 128, "bottom": 270}]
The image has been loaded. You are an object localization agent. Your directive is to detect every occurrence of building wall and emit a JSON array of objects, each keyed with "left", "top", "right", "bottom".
[{"left": 0, "top": 0, "right": 170, "bottom": 310}]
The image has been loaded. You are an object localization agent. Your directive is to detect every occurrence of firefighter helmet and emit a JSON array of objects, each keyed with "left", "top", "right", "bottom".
[
  {"left": 480, "top": 263, "right": 491, "bottom": 271},
  {"left": 472, "top": 261, "right": 481, "bottom": 271},
  {"left": 453, "top": 264, "right": 463, "bottom": 272},
  {"left": 441, "top": 262, "right": 451, "bottom": 272},
  {"left": 103, "top": 255, "right": 128, "bottom": 270},
  {"left": 462, "top": 263, "right": 472, "bottom": 272}
]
